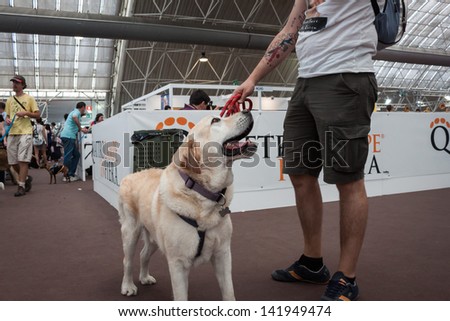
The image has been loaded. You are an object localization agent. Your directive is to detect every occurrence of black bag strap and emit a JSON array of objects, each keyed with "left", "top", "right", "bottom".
[
  {"left": 13, "top": 96, "right": 28, "bottom": 111},
  {"left": 399, "top": 0, "right": 407, "bottom": 37},
  {"left": 370, "top": 0, "right": 380, "bottom": 16},
  {"left": 13, "top": 95, "right": 34, "bottom": 126}
]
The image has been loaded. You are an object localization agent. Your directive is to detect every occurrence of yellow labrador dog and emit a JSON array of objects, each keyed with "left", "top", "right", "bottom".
[{"left": 118, "top": 110, "right": 256, "bottom": 300}]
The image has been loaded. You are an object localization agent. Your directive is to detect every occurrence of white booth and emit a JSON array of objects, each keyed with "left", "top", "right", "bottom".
[
  {"left": 76, "top": 133, "right": 93, "bottom": 182},
  {"left": 92, "top": 84, "right": 450, "bottom": 211}
]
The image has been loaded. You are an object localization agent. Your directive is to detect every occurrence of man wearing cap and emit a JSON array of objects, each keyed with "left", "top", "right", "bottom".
[{"left": 5, "top": 75, "right": 40, "bottom": 197}]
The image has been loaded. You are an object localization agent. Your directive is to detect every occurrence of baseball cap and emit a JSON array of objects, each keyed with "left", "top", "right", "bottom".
[{"left": 10, "top": 75, "right": 27, "bottom": 88}]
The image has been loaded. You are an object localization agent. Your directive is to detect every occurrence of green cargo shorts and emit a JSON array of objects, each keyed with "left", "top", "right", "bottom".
[{"left": 283, "top": 73, "right": 378, "bottom": 184}]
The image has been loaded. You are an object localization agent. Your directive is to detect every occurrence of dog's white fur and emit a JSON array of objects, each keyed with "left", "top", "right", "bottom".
[{"left": 118, "top": 111, "right": 255, "bottom": 300}]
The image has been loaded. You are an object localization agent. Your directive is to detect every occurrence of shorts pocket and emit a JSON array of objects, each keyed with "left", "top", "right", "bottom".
[
  {"left": 367, "top": 74, "right": 379, "bottom": 102},
  {"left": 338, "top": 73, "right": 360, "bottom": 95},
  {"left": 327, "top": 125, "right": 370, "bottom": 173}
]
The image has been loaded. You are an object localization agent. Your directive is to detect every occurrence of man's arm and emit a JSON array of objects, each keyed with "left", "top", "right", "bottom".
[
  {"left": 73, "top": 115, "right": 89, "bottom": 134},
  {"left": 73, "top": 115, "right": 82, "bottom": 131},
  {"left": 15, "top": 110, "right": 40, "bottom": 119},
  {"left": 29, "top": 110, "right": 41, "bottom": 119},
  {"left": 5, "top": 100, "right": 12, "bottom": 125},
  {"left": 234, "top": 0, "right": 307, "bottom": 101}
]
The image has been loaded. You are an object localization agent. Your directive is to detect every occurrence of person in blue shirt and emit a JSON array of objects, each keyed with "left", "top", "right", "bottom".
[{"left": 60, "top": 102, "right": 89, "bottom": 181}]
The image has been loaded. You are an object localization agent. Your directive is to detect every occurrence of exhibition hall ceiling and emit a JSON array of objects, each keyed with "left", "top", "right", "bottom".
[{"left": 0, "top": 0, "right": 448, "bottom": 111}]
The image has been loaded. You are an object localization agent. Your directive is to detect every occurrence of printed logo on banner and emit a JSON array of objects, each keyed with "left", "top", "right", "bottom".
[
  {"left": 430, "top": 117, "right": 450, "bottom": 155},
  {"left": 156, "top": 116, "right": 389, "bottom": 181},
  {"left": 367, "top": 133, "right": 384, "bottom": 175},
  {"left": 156, "top": 117, "right": 196, "bottom": 131},
  {"left": 92, "top": 140, "right": 120, "bottom": 186},
  {"left": 277, "top": 133, "right": 385, "bottom": 181}
]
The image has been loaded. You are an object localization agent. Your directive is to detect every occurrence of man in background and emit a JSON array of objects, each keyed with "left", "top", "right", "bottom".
[
  {"left": 182, "top": 90, "right": 211, "bottom": 110},
  {"left": 60, "top": 102, "right": 89, "bottom": 182},
  {"left": 5, "top": 75, "right": 40, "bottom": 197}
]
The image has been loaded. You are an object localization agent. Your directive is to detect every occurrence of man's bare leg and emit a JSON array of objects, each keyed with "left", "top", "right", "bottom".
[{"left": 336, "top": 179, "right": 368, "bottom": 278}]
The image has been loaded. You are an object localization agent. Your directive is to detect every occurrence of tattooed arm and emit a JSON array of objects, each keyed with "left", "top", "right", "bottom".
[{"left": 234, "top": 0, "right": 307, "bottom": 101}]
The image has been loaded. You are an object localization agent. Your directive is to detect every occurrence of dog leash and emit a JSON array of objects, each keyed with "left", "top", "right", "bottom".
[
  {"left": 0, "top": 115, "right": 16, "bottom": 142},
  {"left": 220, "top": 94, "right": 253, "bottom": 118}
]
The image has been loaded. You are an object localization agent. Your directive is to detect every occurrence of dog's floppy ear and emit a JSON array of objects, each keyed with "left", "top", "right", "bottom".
[{"left": 176, "top": 136, "right": 201, "bottom": 174}]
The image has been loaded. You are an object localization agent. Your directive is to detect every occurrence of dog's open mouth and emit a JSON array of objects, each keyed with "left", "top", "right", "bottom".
[{"left": 222, "top": 120, "right": 257, "bottom": 158}]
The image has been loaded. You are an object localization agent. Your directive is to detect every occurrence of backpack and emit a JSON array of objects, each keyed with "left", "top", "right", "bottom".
[
  {"left": 371, "top": 0, "right": 407, "bottom": 50},
  {"left": 33, "top": 124, "right": 44, "bottom": 146}
]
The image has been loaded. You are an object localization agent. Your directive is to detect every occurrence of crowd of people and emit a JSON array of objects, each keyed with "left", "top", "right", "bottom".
[
  {"left": 381, "top": 104, "right": 449, "bottom": 112},
  {"left": 0, "top": 75, "right": 104, "bottom": 196}
]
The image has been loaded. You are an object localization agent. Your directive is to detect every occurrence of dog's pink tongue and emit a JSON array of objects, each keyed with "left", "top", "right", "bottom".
[{"left": 225, "top": 141, "right": 247, "bottom": 150}]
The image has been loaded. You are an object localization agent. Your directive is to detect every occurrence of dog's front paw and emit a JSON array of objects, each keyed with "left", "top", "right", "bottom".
[
  {"left": 139, "top": 274, "right": 156, "bottom": 285},
  {"left": 121, "top": 283, "right": 138, "bottom": 296}
]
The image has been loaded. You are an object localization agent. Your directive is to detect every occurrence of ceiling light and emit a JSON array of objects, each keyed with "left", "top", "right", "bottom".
[
  {"left": 385, "top": 98, "right": 391, "bottom": 104},
  {"left": 199, "top": 52, "right": 208, "bottom": 62}
]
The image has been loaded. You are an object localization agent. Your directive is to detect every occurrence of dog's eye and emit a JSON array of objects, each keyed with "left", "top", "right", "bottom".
[{"left": 211, "top": 118, "right": 221, "bottom": 124}]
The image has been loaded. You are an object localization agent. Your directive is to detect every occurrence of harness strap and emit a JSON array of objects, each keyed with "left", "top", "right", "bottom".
[{"left": 177, "top": 214, "right": 206, "bottom": 258}]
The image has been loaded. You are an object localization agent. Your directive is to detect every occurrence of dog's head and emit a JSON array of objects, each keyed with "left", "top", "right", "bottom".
[{"left": 174, "top": 111, "right": 257, "bottom": 175}]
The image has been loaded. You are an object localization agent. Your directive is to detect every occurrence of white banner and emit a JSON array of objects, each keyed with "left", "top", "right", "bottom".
[{"left": 92, "top": 111, "right": 450, "bottom": 211}]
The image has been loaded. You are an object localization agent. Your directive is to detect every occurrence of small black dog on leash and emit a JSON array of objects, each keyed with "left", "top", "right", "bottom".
[{"left": 45, "top": 163, "right": 68, "bottom": 184}]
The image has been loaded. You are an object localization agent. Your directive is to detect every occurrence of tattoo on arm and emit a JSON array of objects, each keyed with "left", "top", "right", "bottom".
[
  {"left": 264, "top": 11, "right": 305, "bottom": 67},
  {"left": 290, "top": 13, "right": 306, "bottom": 31},
  {"left": 264, "top": 32, "right": 298, "bottom": 66}
]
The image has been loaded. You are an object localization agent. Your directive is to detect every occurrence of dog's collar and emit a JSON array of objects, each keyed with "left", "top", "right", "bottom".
[
  {"left": 177, "top": 214, "right": 205, "bottom": 258},
  {"left": 178, "top": 170, "right": 227, "bottom": 205}
]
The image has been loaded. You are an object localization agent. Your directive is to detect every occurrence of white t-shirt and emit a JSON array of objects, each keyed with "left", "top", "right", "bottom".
[{"left": 296, "top": 0, "right": 378, "bottom": 78}]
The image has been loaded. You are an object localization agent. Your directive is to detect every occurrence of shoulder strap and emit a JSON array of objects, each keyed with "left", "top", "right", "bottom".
[
  {"left": 13, "top": 96, "right": 28, "bottom": 111},
  {"left": 370, "top": 0, "right": 380, "bottom": 16},
  {"left": 400, "top": 0, "right": 407, "bottom": 36}
]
